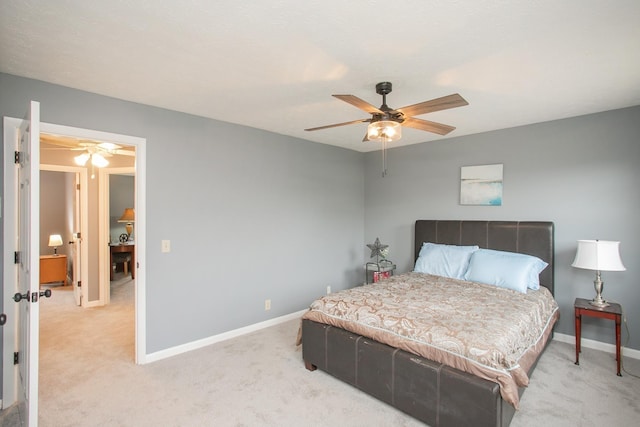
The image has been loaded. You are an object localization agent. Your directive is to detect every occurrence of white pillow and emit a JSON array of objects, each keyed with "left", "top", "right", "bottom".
[
  {"left": 414, "top": 242, "right": 479, "bottom": 280},
  {"left": 463, "top": 248, "right": 548, "bottom": 293}
]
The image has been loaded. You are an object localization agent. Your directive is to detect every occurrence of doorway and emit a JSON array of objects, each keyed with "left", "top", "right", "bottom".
[
  {"left": 39, "top": 166, "right": 88, "bottom": 307},
  {"left": 2, "top": 117, "right": 148, "bottom": 413},
  {"left": 100, "top": 167, "right": 136, "bottom": 306},
  {"left": 35, "top": 122, "right": 147, "bottom": 364}
]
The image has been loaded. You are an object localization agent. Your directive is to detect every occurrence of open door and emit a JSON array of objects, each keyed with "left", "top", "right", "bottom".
[{"left": 14, "top": 100, "right": 45, "bottom": 426}]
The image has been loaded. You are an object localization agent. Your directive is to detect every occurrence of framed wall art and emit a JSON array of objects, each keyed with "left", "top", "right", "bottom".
[{"left": 460, "top": 164, "right": 503, "bottom": 206}]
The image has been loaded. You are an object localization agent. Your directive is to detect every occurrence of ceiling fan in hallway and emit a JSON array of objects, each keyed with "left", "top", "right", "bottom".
[{"left": 41, "top": 133, "right": 135, "bottom": 177}]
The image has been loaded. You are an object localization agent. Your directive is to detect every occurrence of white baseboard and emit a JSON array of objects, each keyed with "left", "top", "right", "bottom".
[
  {"left": 554, "top": 333, "right": 640, "bottom": 360},
  {"left": 144, "top": 309, "right": 307, "bottom": 364},
  {"left": 143, "top": 314, "right": 640, "bottom": 365}
]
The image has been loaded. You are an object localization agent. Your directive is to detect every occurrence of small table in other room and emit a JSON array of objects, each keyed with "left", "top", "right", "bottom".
[
  {"left": 574, "top": 297, "right": 622, "bottom": 376},
  {"left": 40, "top": 255, "right": 67, "bottom": 286},
  {"left": 110, "top": 244, "right": 135, "bottom": 280}
]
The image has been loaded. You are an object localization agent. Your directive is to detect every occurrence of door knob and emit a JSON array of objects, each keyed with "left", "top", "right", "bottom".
[
  {"left": 0, "top": 313, "right": 6, "bottom": 326},
  {"left": 13, "top": 291, "right": 30, "bottom": 302},
  {"left": 14, "top": 290, "right": 51, "bottom": 302}
]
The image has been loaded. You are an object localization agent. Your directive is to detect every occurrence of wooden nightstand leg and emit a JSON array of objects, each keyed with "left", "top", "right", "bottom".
[
  {"left": 616, "top": 314, "right": 622, "bottom": 376},
  {"left": 575, "top": 310, "right": 581, "bottom": 365}
]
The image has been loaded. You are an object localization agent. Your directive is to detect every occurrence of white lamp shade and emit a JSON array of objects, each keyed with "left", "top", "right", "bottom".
[
  {"left": 48, "top": 234, "right": 63, "bottom": 247},
  {"left": 571, "top": 240, "right": 626, "bottom": 271}
]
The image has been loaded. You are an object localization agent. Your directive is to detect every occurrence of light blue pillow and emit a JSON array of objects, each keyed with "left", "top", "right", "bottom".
[
  {"left": 463, "top": 248, "right": 548, "bottom": 293},
  {"left": 414, "top": 242, "right": 479, "bottom": 280}
]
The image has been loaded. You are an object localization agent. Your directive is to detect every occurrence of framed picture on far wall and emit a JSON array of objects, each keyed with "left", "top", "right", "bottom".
[{"left": 460, "top": 164, "right": 503, "bottom": 206}]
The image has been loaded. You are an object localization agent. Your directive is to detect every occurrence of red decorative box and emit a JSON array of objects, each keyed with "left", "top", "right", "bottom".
[{"left": 373, "top": 271, "right": 391, "bottom": 283}]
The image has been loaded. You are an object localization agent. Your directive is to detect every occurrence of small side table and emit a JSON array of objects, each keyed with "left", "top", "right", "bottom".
[
  {"left": 365, "top": 262, "right": 396, "bottom": 284},
  {"left": 574, "top": 297, "right": 622, "bottom": 376}
]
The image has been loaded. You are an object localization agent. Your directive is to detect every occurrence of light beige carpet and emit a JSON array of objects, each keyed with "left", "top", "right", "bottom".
[{"left": 13, "top": 277, "right": 640, "bottom": 426}]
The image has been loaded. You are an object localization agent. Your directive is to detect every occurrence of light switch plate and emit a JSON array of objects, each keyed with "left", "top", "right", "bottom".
[{"left": 161, "top": 240, "right": 170, "bottom": 253}]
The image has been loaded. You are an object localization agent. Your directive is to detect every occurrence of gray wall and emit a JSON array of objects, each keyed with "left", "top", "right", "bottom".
[
  {"left": 2, "top": 72, "right": 638, "bottom": 356},
  {"left": 364, "top": 106, "right": 640, "bottom": 350},
  {"left": 1, "top": 73, "right": 364, "bottom": 354}
]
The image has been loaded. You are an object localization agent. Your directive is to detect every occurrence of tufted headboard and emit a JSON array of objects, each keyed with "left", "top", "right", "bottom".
[{"left": 415, "top": 220, "right": 555, "bottom": 294}]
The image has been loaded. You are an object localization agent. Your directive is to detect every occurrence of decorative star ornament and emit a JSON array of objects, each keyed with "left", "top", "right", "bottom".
[{"left": 367, "top": 238, "right": 389, "bottom": 262}]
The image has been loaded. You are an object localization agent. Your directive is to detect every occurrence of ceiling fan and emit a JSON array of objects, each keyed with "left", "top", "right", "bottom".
[
  {"left": 41, "top": 134, "right": 134, "bottom": 164},
  {"left": 41, "top": 133, "right": 135, "bottom": 177},
  {"left": 305, "top": 82, "right": 468, "bottom": 142}
]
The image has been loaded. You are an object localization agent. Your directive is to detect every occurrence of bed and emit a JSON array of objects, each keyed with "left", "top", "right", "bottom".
[{"left": 300, "top": 220, "right": 559, "bottom": 427}]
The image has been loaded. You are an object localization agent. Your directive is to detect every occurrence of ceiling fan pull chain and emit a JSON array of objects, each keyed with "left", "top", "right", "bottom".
[{"left": 382, "top": 137, "right": 388, "bottom": 177}]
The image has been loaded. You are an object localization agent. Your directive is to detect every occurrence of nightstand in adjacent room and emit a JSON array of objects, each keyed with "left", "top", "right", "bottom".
[
  {"left": 40, "top": 254, "right": 68, "bottom": 286},
  {"left": 574, "top": 297, "right": 622, "bottom": 376}
]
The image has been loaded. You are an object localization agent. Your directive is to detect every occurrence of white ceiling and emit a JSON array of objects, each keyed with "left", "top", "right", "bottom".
[{"left": 1, "top": 0, "right": 639, "bottom": 152}]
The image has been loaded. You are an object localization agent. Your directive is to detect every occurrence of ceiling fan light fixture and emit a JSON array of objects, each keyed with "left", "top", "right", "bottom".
[
  {"left": 98, "top": 142, "right": 118, "bottom": 151},
  {"left": 91, "top": 153, "right": 109, "bottom": 167},
  {"left": 74, "top": 153, "right": 90, "bottom": 166},
  {"left": 367, "top": 120, "right": 402, "bottom": 142}
]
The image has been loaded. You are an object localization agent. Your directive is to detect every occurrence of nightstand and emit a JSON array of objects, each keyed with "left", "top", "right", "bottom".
[
  {"left": 40, "top": 255, "right": 67, "bottom": 286},
  {"left": 574, "top": 297, "right": 622, "bottom": 376},
  {"left": 365, "top": 261, "right": 396, "bottom": 284}
]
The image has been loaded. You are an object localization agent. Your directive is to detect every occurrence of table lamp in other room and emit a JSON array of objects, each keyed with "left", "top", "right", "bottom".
[
  {"left": 48, "top": 234, "right": 63, "bottom": 255},
  {"left": 118, "top": 208, "right": 135, "bottom": 241}
]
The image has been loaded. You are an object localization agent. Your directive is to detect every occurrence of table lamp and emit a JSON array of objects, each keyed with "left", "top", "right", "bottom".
[
  {"left": 118, "top": 208, "right": 135, "bottom": 241},
  {"left": 48, "top": 234, "right": 63, "bottom": 255},
  {"left": 571, "top": 239, "right": 625, "bottom": 307}
]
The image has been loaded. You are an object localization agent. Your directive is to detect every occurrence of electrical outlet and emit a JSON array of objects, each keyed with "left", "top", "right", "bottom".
[
  {"left": 326, "top": 285, "right": 331, "bottom": 294},
  {"left": 265, "top": 299, "right": 271, "bottom": 311}
]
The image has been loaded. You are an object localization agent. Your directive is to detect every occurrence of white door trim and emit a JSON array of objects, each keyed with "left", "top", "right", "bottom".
[
  {"left": 35, "top": 122, "right": 148, "bottom": 364},
  {"left": 3, "top": 116, "right": 22, "bottom": 408}
]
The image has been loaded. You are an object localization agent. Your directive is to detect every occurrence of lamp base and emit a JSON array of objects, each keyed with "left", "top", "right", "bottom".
[
  {"left": 589, "top": 298, "right": 610, "bottom": 308},
  {"left": 590, "top": 272, "right": 609, "bottom": 307}
]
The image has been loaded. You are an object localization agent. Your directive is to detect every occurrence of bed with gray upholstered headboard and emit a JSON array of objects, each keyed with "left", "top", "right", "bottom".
[{"left": 301, "top": 220, "right": 558, "bottom": 427}]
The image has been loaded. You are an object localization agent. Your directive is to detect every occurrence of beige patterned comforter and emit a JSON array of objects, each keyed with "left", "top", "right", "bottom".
[{"left": 301, "top": 272, "right": 560, "bottom": 408}]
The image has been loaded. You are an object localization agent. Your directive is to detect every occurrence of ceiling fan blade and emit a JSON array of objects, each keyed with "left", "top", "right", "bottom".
[
  {"left": 40, "top": 134, "right": 92, "bottom": 148},
  {"left": 402, "top": 117, "right": 456, "bottom": 135},
  {"left": 333, "top": 95, "right": 383, "bottom": 114},
  {"left": 397, "top": 94, "right": 468, "bottom": 117},
  {"left": 305, "top": 118, "right": 370, "bottom": 132},
  {"left": 112, "top": 149, "right": 136, "bottom": 157}
]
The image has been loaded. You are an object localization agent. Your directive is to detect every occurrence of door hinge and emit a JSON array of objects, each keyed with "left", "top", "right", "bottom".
[
  {"left": 77, "top": 281, "right": 82, "bottom": 287},
  {"left": 77, "top": 183, "right": 80, "bottom": 190},
  {"left": 14, "top": 352, "right": 19, "bottom": 365},
  {"left": 14, "top": 251, "right": 21, "bottom": 264},
  {"left": 14, "top": 151, "right": 21, "bottom": 164}
]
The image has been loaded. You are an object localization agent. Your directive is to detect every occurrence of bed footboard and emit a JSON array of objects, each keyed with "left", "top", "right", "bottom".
[{"left": 302, "top": 319, "right": 517, "bottom": 427}]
